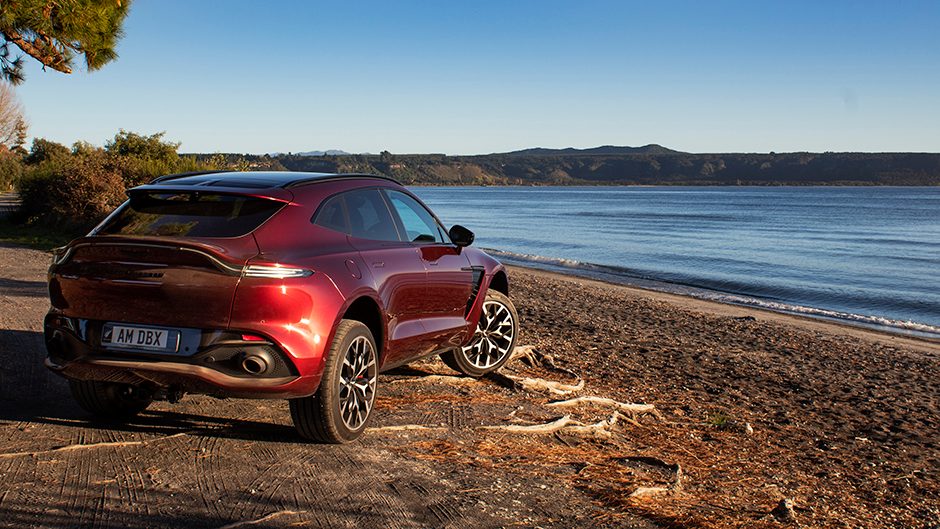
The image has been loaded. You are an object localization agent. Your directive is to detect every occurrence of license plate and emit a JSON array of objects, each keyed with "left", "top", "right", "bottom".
[{"left": 102, "top": 324, "right": 180, "bottom": 352}]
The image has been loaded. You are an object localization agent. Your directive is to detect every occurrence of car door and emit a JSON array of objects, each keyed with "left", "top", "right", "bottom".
[
  {"left": 382, "top": 189, "right": 474, "bottom": 341},
  {"left": 324, "top": 188, "right": 430, "bottom": 363}
]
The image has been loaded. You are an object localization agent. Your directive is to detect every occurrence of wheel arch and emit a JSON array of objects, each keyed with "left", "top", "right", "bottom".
[
  {"left": 488, "top": 269, "right": 509, "bottom": 296},
  {"left": 340, "top": 295, "right": 385, "bottom": 361}
]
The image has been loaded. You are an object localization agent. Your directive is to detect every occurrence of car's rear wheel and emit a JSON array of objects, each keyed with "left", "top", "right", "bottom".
[
  {"left": 69, "top": 379, "right": 152, "bottom": 421},
  {"left": 441, "top": 290, "right": 518, "bottom": 377},
  {"left": 290, "top": 320, "right": 378, "bottom": 443}
]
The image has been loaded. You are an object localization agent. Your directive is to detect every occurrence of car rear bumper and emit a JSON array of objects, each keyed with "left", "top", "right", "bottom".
[
  {"left": 44, "top": 356, "right": 319, "bottom": 399},
  {"left": 44, "top": 315, "right": 322, "bottom": 399}
]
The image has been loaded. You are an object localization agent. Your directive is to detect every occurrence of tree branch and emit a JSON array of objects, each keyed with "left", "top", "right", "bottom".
[{"left": 2, "top": 28, "right": 72, "bottom": 74}]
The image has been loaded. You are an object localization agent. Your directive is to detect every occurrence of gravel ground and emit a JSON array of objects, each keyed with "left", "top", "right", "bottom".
[{"left": 0, "top": 243, "right": 937, "bottom": 528}]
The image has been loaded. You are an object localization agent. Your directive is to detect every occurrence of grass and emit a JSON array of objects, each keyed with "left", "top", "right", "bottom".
[
  {"left": 0, "top": 219, "right": 80, "bottom": 251},
  {"left": 707, "top": 413, "right": 730, "bottom": 428}
]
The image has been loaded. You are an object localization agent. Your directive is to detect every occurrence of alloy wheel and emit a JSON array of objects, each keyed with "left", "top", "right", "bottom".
[
  {"left": 462, "top": 299, "right": 516, "bottom": 369},
  {"left": 338, "top": 335, "right": 377, "bottom": 430}
]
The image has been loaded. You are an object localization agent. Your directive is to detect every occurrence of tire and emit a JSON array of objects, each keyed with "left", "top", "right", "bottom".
[
  {"left": 441, "top": 290, "right": 518, "bottom": 377},
  {"left": 290, "top": 320, "right": 378, "bottom": 443},
  {"left": 69, "top": 379, "right": 152, "bottom": 421}
]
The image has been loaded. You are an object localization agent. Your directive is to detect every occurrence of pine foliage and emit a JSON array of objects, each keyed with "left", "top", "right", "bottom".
[{"left": 0, "top": 0, "right": 130, "bottom": 84}]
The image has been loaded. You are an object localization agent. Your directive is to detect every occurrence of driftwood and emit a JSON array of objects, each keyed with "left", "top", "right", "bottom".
[
  {"left": 387, "top": 374, "right": 482, "bottom": 386},
  {"left": 508, "top": 344, "right": 539, "bottom": 364},
  {"left": 547, "top": 396, "right": 658, "bottom": 416},
  {"left": 216, "top": 510, "right": 306, "bottom": 529},
  {"left": 621, "top": 456, "right": 684, "bottom": 495},
  {"left": 481, "top": 415, "right": 576, "bottom": 434},
  {"left": 387, "top": 345, "right": 586, "bottom": 396},
  {"left": 480, "top": 412, "right": 625, "bottom": 438},
  {"left": 501, "top": 374, "right": 585, "bottom": 395},
  {"left": 369, "top": 424, "right": 447, "bottom": 433},
  {"left": 509, "top": 345, "right": 582, "bottom": 380},
  {"left": 563, "top": 413, "right": 623, "bottom": 438},
  {"left": 389, "top": 370, "right": 585, "bottom": 395},
  {"left": 628, "top": 486, "right": 670, "bottom": 498}
]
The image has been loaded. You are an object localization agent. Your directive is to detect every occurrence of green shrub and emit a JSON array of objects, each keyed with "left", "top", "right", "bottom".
[
  {"left": 104, "top": 130, "right": 218, "bottom": 186},
  {"left": 105, "top": 130, "right": 179, "bottom": 162},
  {"left": 24, "top": 138, "right": 71, "bottom": 165},
  {"left": 18, "top": 151, "right": 125, "bottom": 229},
  {"left": 0, "top": 150, "right": 24, "bottom": 191},
  {"left": 14, "top": 130, "right": 224, "bottom": 229},
  {"left": 111, "top": 153, "right": 213, "bottom": 187}
]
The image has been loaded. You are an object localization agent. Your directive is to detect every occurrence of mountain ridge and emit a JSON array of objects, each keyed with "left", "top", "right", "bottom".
[
  {"left": 501, "top": 144, "right": 683, "bottom": 156},
  {"left": 196, "top": 148, "right": 940, "bottom": 186},
  {"left": 267, "top": 149, "right": 352, "bottom": 157}
]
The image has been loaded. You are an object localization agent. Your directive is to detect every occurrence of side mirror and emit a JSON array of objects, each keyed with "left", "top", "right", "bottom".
[{"left": 449, "top": 225, "right": 474, "bottom": 248}]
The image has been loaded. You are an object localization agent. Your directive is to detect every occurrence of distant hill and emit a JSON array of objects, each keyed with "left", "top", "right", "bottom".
[
  {"left": 268, "top": 149, "right": 351, "bottom": 156},
  {"left": 194, "top": 147, "right": 940, "bottom": 186},
  {"left": 503, "top": 144, "right": 683, "bottom": 156}
]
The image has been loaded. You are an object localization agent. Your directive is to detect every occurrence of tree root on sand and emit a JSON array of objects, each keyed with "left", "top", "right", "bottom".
[
  {"left": 510, "top": 345, "right": 582, "bottom": 380},
  {"left": 215, "top": 510, "right": 306, "bottom": 529},
  {"left": 508, "top": 344, "right": 540, "bottom": 364},
  {"left": 497, "top": 374, "right": 585, "bottom": 395},
  {"left": 387, "top": 374, "right": 482, "bottom": 386},
  {"left": 369, "top": 424, "right": 448, "bottom": 433},
  {"left": 480, "top": 412, "right": 626, "bottom": 438},
  {"left": 480, "top": 415, "right": 577, "bottom": 434},
  {"left": 620, "top": 456, "right": 683, "bottom": 494},
  {"left": 547, "top": 396, "right": 659, "bottom": 417}
]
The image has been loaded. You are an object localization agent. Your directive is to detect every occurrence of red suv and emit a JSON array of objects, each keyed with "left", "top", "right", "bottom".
[{"left": 44, "top": 172, "right": 518, "bottom": 443}]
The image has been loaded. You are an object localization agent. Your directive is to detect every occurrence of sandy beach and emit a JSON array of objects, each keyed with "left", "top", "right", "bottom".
[
  {"left": 0, "top": 245, "right": 936, "bottom": 528},
  {"left": 504, "top": 264, "right": 939, "bottom": 527}
]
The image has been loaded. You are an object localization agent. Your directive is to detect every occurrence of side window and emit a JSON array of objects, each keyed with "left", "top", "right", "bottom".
[
  {"left": 385, "top": 190, "right": 445, "bottom": 243},
  {"left": 343, "top": 189, "right": 401, "bottom": 241},
  {"left": 313, "top": 194, "right": 349, "bottom": 234}
]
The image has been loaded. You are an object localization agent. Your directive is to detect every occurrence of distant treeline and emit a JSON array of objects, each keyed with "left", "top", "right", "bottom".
[{"left": 193, "top": 151, "right": 940, "bottom": 186}]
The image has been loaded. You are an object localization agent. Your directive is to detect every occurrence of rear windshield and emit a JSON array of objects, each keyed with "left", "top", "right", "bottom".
[{"left": 98, "top": 192, "right": 284, "bottom": 238}]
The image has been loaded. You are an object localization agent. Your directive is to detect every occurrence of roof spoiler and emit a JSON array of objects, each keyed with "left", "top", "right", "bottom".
[
  {"left": 150, "top": 170, "right": 230, "bottom": 184},
  {"left": 128, "top": 184, "right": 295, "bottom": 203},
  {"left": 283, "top": 173, "right": 403, "bottom": 188}
]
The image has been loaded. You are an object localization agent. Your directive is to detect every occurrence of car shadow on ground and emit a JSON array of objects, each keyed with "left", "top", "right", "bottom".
[
  {"left": 0, "top": 278, "right": 48, "bottom": 297},
  {"left": 22, "top": 408, "right": 308, "bottom": 444},
  {"left": 0, "top": 329, "right": 310, "bottom": 444}
]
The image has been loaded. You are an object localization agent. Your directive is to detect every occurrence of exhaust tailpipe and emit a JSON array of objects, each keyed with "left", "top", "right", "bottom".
[{"left": 240, "top": 350, "right": 273, "bottom": 375}]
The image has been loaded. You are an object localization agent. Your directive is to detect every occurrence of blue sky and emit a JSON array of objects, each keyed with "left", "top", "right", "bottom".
[{"left": 14, "top": 0, "right": 940, "bottom": 154}]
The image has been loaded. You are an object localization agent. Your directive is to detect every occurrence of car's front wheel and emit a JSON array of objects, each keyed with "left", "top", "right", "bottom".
[
  {"left": 290, "top": 320, "right": 378, "bottom": 443},
  {"left": 441, "top": 290, "right": 518, "bottom": 377}
]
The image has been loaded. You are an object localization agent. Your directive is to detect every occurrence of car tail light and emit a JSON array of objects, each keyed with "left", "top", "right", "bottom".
[
  {"left": 51, "top": 246, "right": 73, "bottom": 265},
  {"left": 242, "top": 264, "right": 313, "bottom": 278},
  {"left": 241, "top": 334, "right": 266, "bottom": 341}
]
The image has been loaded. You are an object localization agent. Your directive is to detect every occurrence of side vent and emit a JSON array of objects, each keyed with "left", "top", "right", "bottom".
[{"left": 464, "top": 267, "right": 486, "bottom": 317}]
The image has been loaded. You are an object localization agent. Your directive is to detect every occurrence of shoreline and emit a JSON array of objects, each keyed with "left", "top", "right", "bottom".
[{"left": 507, "top": 263, "right": 940, "bottom": 354}]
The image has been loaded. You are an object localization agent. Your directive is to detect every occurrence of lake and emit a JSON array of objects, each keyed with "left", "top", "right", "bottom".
[{"left": 411, "top": 186, "right": 940, "bottom": 338}]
